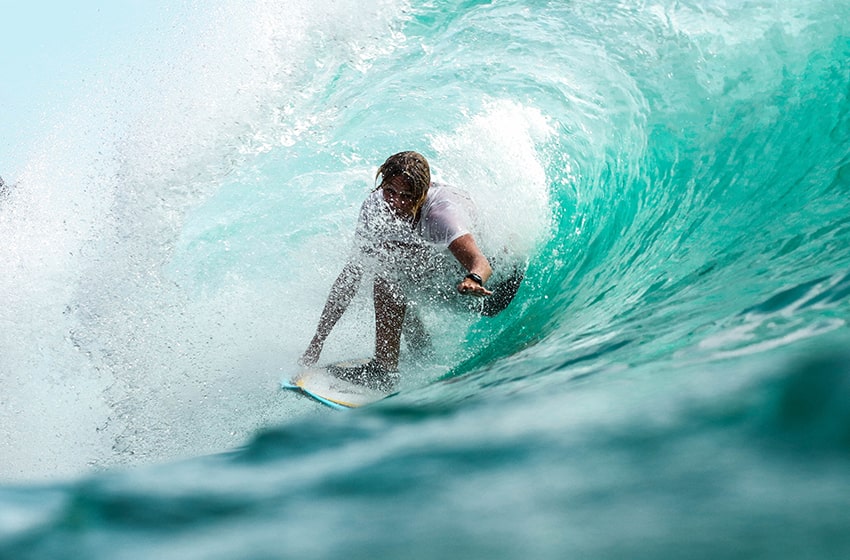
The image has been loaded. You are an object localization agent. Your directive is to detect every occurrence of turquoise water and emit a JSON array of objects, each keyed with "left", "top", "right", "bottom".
[{"left": 2, "top": 0, "right": 850, "bottom": 557}]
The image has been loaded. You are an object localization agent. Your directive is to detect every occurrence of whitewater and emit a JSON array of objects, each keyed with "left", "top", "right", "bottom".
[{"left": 1, "top": 0, "right": 849, "bottom": 558}]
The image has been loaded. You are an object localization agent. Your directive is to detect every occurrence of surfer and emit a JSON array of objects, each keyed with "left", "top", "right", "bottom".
[{"left": 300, "top": 151, "right": 523, "bottom": 390}]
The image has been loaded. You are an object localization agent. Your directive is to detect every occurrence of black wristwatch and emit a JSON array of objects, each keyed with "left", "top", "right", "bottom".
[{"left": 465, "top": 273, "right": 484, "bottom": 286}]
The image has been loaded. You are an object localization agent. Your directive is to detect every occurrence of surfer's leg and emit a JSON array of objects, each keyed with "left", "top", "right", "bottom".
[
  {"left": 402, "top": 306, "right": 433, "bottom": 360},
  {"left": 373, "top": 275, "right": 406, "bottom": 371}
]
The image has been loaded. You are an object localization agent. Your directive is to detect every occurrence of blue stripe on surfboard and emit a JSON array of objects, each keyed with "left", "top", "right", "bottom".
[
  {"left": 282, "top": 383, "right": 352, "bottom": 409},
  {"left": 281, "top": 379, "right": 357, "bottom": 409},
  {"left": 280, "top": 359, "right": 390, "bottom": 409}
]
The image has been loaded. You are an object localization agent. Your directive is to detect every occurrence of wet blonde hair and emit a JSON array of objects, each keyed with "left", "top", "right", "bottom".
[{"left": 375, "top": 151, "right": 431, "bottom": 215}]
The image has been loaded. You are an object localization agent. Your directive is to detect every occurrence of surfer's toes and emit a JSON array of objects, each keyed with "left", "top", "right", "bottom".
[{"left": 329, "top": 360, "right": 399, "bottom": 392}]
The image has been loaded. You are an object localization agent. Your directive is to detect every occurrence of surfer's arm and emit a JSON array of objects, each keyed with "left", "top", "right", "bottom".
[
  {"left": 449, "top": 233, "right": 493, "bottom": 296},
  {"left": 301, "top": 261, "right": 364, "bottom": 366}
]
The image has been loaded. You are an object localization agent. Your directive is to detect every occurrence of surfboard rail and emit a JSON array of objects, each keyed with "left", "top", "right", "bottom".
[{"left": 282, "top": 359, "right": 396, "bottom": 409}]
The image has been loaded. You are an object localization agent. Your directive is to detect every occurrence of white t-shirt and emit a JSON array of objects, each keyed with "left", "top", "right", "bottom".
[{"left": 353, "top": 183, "right": 476, "bottom": 256}]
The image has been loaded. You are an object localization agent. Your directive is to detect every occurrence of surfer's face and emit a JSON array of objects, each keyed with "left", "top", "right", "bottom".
[{"left": 381, "top": 175, "right": 418, "bottom": 218}]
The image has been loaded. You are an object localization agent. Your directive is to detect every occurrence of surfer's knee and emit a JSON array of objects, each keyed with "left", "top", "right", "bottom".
[{"left": 481, "top": 265, "right": 525, "bottom": 317}]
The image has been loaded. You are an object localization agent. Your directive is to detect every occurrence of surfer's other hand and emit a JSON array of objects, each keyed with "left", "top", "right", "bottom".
[{"left": 457, "top": 277, "right": 493, "bottom": 297}]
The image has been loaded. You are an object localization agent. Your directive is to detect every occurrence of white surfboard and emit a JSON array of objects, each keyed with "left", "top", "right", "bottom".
[{"left": 281, "top": 358, "right": 396, "bottom": 409}]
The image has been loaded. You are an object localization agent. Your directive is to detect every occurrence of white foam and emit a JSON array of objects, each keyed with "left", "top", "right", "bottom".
[
  {"left": 0, "top": 0, "right": 413, "bottom": 482},
  {"left": 430, "top": 100, "right": 553, "bottom": 260}
]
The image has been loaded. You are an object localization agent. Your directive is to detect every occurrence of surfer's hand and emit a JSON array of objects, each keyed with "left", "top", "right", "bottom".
[
  {"left": 457, "top": 277, "right": 493, "bottom": 297},
  {"left": 300, "top": 341, "right": 322, "bottom": 367}
]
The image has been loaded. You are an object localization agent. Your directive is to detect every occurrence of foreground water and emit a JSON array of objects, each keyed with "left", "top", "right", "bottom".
[{"left": 1, "top": 0, "right": 849, "bottom": 558}]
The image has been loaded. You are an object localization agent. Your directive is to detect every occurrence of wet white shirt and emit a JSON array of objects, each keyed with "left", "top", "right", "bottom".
[{"left": 353, "top": 183, "right": 476, "bottom": 254}]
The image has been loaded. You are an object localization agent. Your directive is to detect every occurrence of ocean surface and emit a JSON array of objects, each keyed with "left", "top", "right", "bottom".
[{"left": 2, "top": 0, "right": 850, "bottom": 558}]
